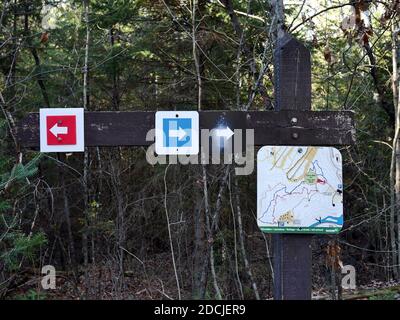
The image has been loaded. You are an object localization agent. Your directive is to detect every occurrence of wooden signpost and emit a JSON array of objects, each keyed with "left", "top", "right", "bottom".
[
  {"left": 17, "top": 110, "right": 353, "bottom": 148},
  {"left": 273, "top": 34, "right": 314, "bottom": 300},
  {"left": 15, "top": 33, "right": 355, "bottom": 300}
]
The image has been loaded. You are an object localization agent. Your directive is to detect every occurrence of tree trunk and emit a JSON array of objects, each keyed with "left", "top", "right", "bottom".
[
  {"left": 192, "top": 179, "right": 206, "bottom": 298},
  {"left": 192, "top": 0, "right": 209, "bottom": 299},
  {"left": 110, "top": 156, "right": 126, "bottom": 296},
  {"left": 271, "top": 0, "right": 285, "bottom": 40},
  {"left": 82, "top": 0, "right": 91, "bottom": 297},
  {"left": 23, "top": 1, "right": 50, "bottom": 107},
  {"left": 391, "top": 23, "right": 400, "bottom": 280},
  {"left": 110, "top": 28, "right": 120, "bottom": 110},
  {"left": 234, "top": 177, "right": 260, "bottom": 299}
]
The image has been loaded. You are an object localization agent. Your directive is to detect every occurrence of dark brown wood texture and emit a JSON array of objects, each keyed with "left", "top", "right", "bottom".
[
  {"left": 15, "top": 110, "right": 354, "bottom": 148},
  {"left": 273, "top": 34, "right": 313, "bottom": 300},
  {"left": 274, "top": 34, "right": 311, "bottom": 110}
]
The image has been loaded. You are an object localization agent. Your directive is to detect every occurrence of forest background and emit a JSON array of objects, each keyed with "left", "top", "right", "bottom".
[{"left": 1, "top": 0, "right": 400, "bottom": 300}]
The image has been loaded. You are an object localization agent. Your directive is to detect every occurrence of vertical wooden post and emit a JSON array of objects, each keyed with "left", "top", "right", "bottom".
[{"left": 273, "top": 33, "right": 312, "bottom": 300}]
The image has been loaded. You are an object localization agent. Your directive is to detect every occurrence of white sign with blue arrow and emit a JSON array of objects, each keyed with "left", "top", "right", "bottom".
[{"left": 155, "top": 111, "right": 199, "bottom": 155}]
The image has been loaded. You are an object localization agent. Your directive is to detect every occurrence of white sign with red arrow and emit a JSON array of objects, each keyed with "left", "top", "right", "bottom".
[{"left": 40, "top": 108, "right": 84, "bottom": 152}]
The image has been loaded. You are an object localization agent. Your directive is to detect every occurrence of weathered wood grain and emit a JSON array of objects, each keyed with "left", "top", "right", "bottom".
[
  {"left": 272, "top": 34, "right": 313, "bottom": 300},
  {"left": 15, "top": 110, "right": 355, "bottom": 148}
]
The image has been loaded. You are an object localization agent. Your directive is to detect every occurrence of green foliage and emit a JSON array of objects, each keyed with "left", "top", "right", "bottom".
[
  {"left": 0, "top": 154, "right": 42, "bottom": 190},
  {"left": 14, "top": 289, "right": 47, "bottom": 300},
  {"left": 1, "top": 231, "right": 47, "bottom": 271},
  {"left": 0, "top": 201, "right": 11, "bottom": 212},
  {"left": 368, "top": 291, "right": 398, "bottom": 300}
]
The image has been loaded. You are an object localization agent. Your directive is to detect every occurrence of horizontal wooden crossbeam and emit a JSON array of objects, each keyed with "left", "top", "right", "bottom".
[{"left": 15, "top": 110, "right": 355, "bottom": 148}]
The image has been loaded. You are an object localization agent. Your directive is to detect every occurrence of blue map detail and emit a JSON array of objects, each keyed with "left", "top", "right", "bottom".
[
  {"left": 163, "top": 118, "right": 192, "bottom": 148},
  {"left": 309, "top": 215, "right": 343, "bottom": 227}
]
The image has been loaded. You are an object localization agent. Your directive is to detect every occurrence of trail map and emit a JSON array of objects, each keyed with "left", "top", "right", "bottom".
[{"left": 257, "top": 146, "right": 343, "bottom": 234}]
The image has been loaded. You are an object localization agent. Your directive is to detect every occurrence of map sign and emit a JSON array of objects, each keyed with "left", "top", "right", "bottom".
[{"left": 257, "top": 146, "right": 343, "bottom": 234}]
